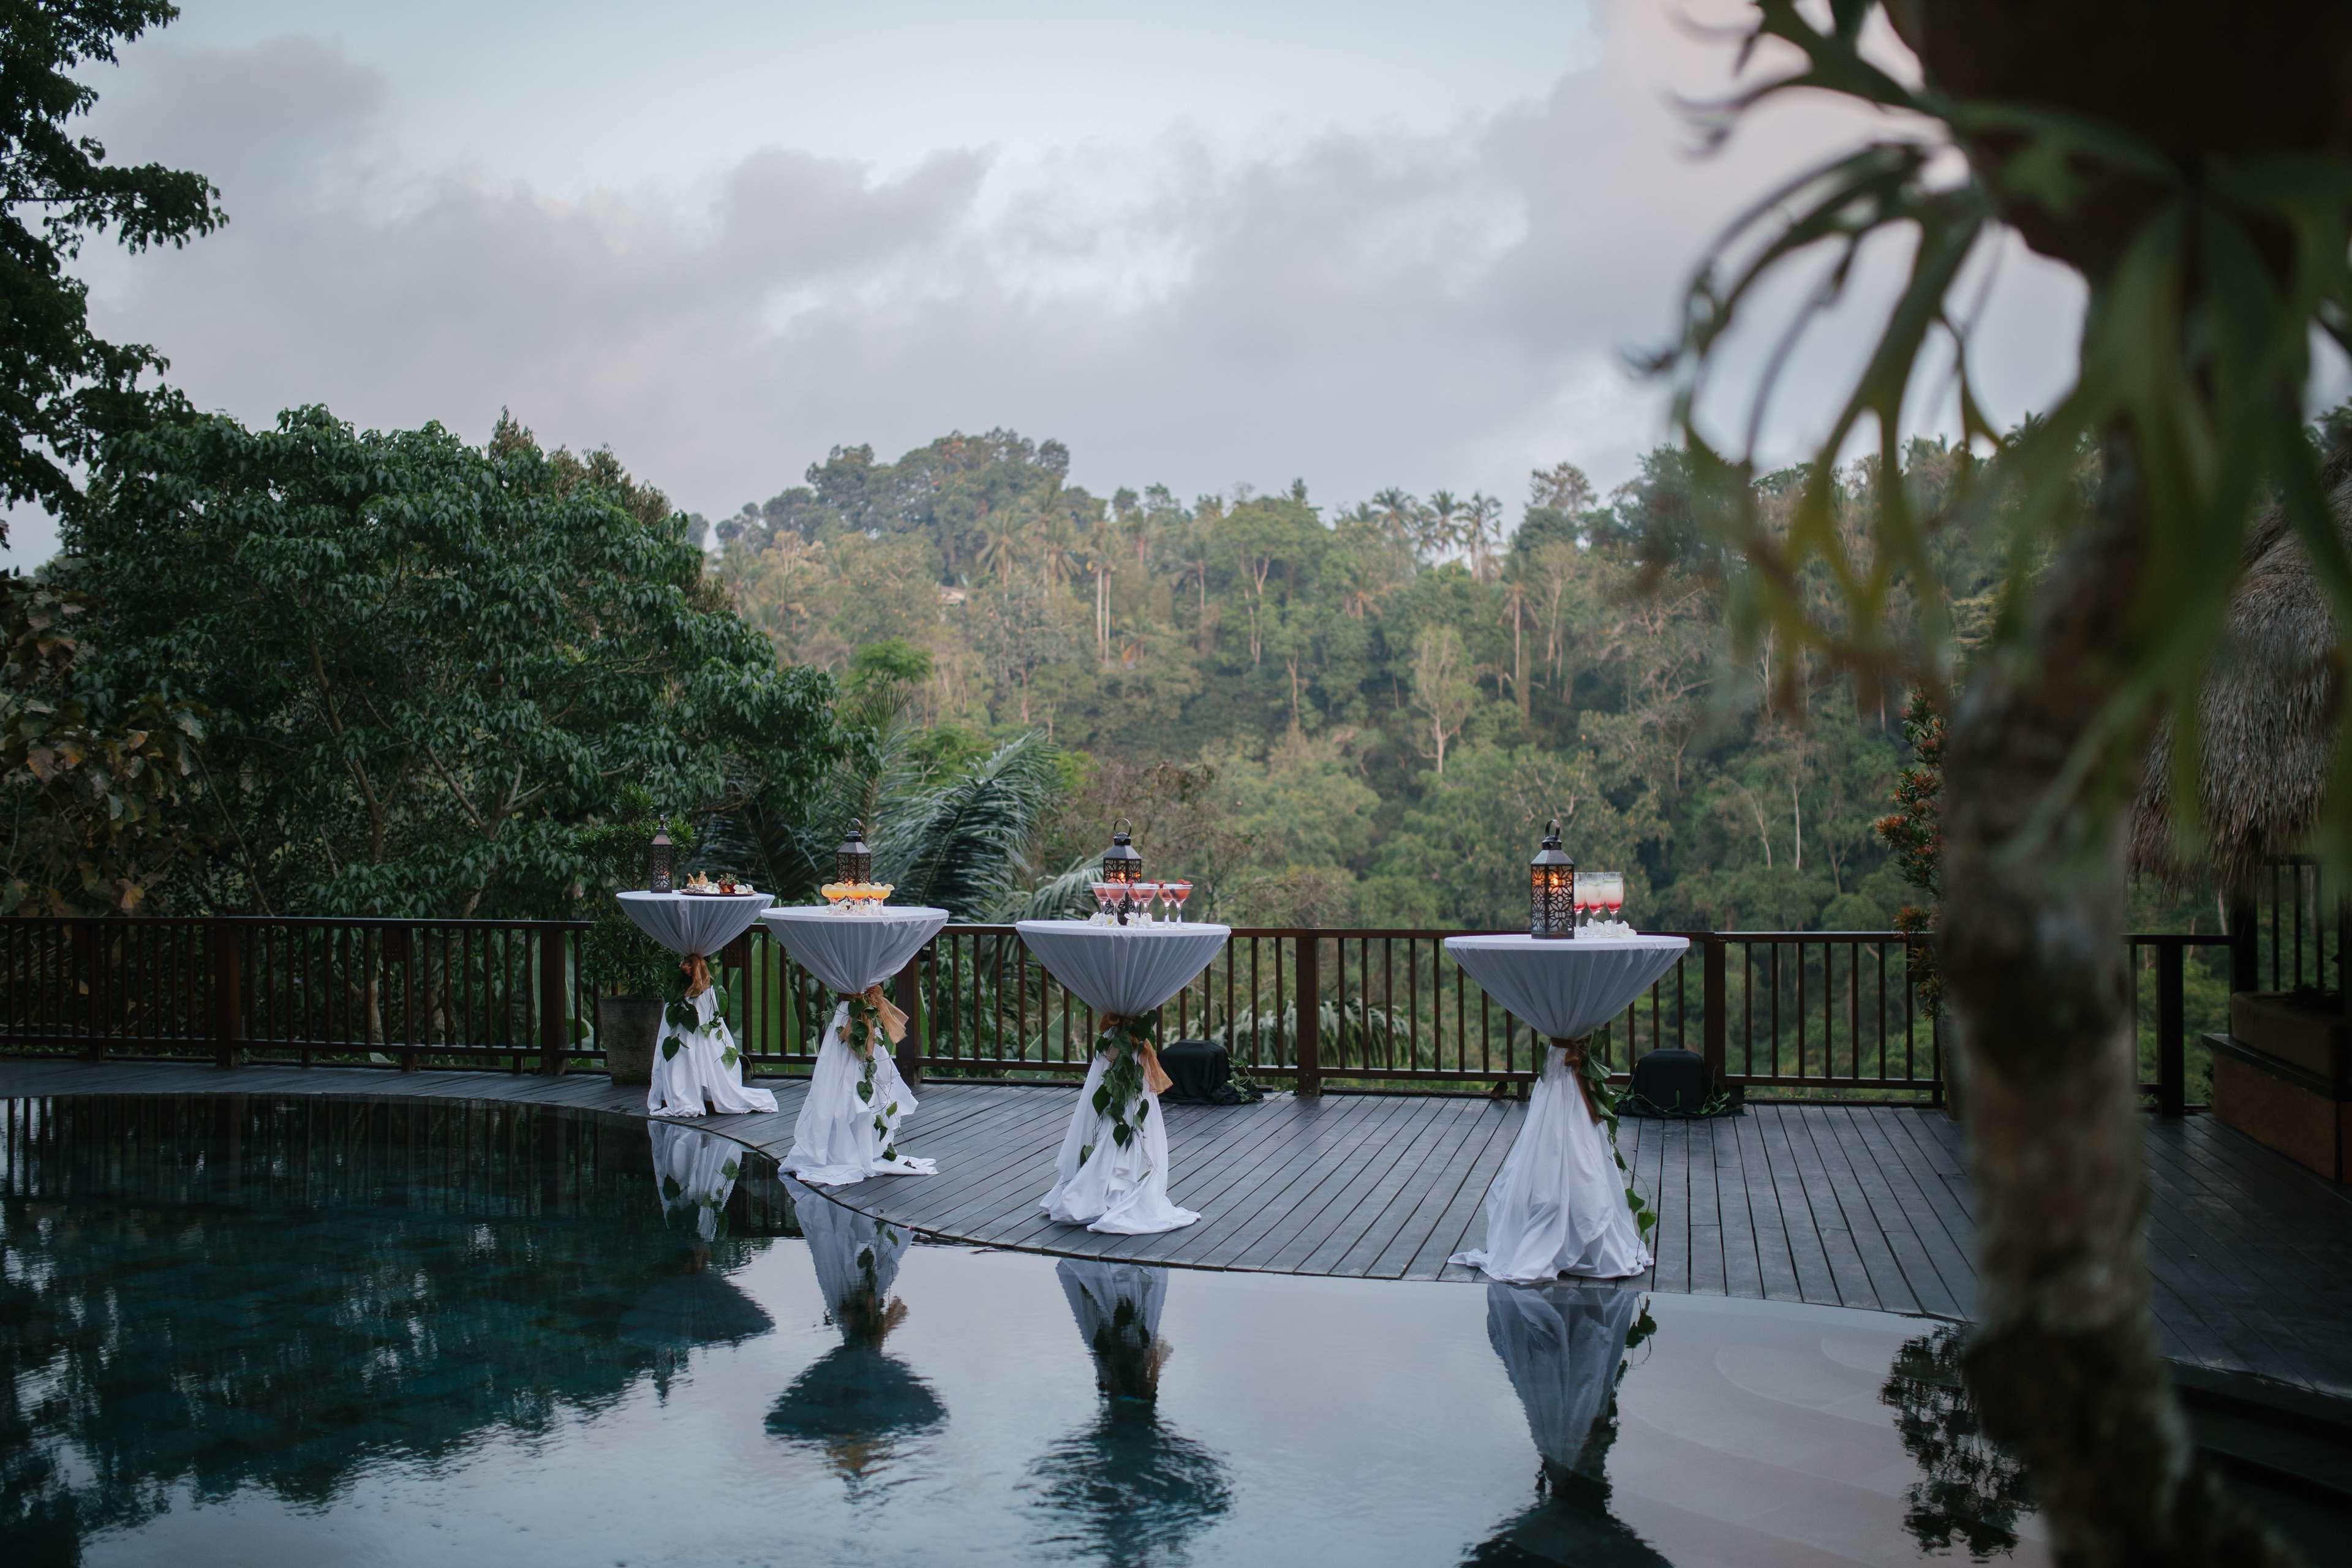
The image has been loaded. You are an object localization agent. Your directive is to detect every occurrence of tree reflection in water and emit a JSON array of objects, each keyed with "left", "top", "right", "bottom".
[
  {"left": 1024, "top": 1259, "right": 1233, "bottom": 1566},
  {"left": 764, "top": 1180, "right": 945, "bottom": 1488},
  {"left": 1463, "top": 1283, "right": 1667, "bottom": 1567},
  {"left": 1879, "top": 1324, "right": 2032, "bottom": 1558},
  {"left": 0, "top": 1095, "right": 790, "bottom": 1561}
]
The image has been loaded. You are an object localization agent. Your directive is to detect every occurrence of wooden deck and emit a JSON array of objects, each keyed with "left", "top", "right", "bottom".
[{"left": 4, "top": 1058, "right": 2348, "bottom": 1401}]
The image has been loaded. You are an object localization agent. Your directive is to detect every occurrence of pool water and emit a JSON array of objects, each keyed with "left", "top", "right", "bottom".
[{"left": 1, "top": 1095, "right": 2049, "bottom": 1566}]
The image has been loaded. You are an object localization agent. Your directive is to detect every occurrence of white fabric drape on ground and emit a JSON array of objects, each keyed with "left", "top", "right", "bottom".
[
  {"left": 1485, "top": 1283, "right": 1645, "bottom": 1480},
  {"left": 647, "top": 1120, "right": 745, "bottom": 1242},
  {"left": 618, "top": 892, "right": 778, "bottom": 1118},
  {"left": 1016, "top": 922, "right": 1230, "bottom": 1237},
  {"left": 764, "top": 907, "right": 949, "bottom": 1186},
  {"left": 1446, "top": 934, "right": 1687, "bottom": 1283},
  {"left": 645, "top": 982, "right": 777, "bottom": 1118}
]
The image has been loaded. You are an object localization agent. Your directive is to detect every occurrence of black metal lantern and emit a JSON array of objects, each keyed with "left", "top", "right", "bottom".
[
  {"left": 647, "top": 828, "right": 674, "bottom": 894},
  {"left": 1102, "top": 818, "right": 1142, "bottom": 887},
  {"left": 836, "top": 818, "right": 873, "bottom": 886},
  {"left": 1530, "top": 818, "right": 1575, "bottom": 940}
]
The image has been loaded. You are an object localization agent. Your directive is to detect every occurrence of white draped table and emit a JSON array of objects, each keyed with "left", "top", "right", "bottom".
[
  {"left": 617, "top": 891, "right": 778, "bottom": 1118},
  {"left": 761, "top": 905, "right": 949, "bottom": 1185},
  {"left": 1016, "top": 921, "right": 1231, "bottom": 1235},
  {"left": 1444, "top": 933, "right": 1689, "bottom": 1283},
  {"left": 646, "top": 1120, "right": 746, "bottom": 1242}
]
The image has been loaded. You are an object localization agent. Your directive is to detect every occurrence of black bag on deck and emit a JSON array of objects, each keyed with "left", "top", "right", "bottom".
[
  {"left": 1157, "top": 1038, "right": 1258, "bottom": 1105},
  {"left": 1621, "top": 1047, "right": 1725, "bottom": 1117}
]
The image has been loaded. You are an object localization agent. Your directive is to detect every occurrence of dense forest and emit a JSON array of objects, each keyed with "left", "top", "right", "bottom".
[{"left": 707, "top": 428, "right": 1989, "bottom": 933}]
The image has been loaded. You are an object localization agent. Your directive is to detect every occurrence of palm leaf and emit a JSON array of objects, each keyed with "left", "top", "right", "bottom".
[{"left": 874, "top": 732, "right": 1060, "bottom": 919}]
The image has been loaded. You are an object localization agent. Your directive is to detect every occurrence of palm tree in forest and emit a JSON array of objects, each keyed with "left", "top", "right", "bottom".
[
  {"left": 1423, "top": 489, "right": 1465, "bottom": 564},
  {"left": 1466, "top": 492, "right": 1506, "bottom": 581}
]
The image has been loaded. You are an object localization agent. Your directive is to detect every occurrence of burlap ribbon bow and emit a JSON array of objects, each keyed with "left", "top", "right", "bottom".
[
  {"left": 680, "top": 953, "right": 713, "bottom": 998},
  {"left": 1099, "top": 1014, "right": 1174, "bottom": 1097},
  {"left": 1554, "top": 1035, "right": 1597, "bottom": 1118},
  {"left": 847, "top": 986, "right": 910, "bottom": 1052}
]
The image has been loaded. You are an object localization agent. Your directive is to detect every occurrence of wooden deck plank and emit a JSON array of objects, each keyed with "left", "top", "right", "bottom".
[{"left": 1793, "top": 1104, "right": 1929, "bottom": 1317}]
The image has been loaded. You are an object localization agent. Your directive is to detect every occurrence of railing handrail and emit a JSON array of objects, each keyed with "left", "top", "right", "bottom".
[{"left": 0, "top": 914, "right": 593, "bottom": 930}]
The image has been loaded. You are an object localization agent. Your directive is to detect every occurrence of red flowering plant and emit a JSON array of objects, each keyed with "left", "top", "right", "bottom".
[{"left": 1875, "top": 692, "right": 1944, "bottom": 1016}]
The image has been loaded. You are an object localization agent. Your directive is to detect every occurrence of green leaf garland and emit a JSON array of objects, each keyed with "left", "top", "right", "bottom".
[{"left": 1573, "top": 1040, "right": 1657, "bottom": 1240}]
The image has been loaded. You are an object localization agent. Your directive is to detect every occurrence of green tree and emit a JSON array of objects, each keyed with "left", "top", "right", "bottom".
[
  {"left": 66, "top": 406, "right": 833, "bottom": 918},
  {"left": 1408, "top": 624, "right": 1476, "bottom": 776},
  {"left": 1657, "top": 4, "right": 2351, "bottom": 1558},
  {"left": 1, "top": 573, "right": 206, "bottom": 912},
  {"left": 2, "top": 0, "right": 224, "bottom": 540}
]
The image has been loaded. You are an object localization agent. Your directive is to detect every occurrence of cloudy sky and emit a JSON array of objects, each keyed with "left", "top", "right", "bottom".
[{"left": 12, "top": 0, "right": 2092, "bottom": 565}]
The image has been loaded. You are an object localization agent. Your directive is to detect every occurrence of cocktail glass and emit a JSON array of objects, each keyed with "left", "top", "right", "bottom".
[
  {"left": 823, "top": 881, "right": 846, "bottom": 914},
  {"left": 1164, "top": 879, "right": 1192, "bottom": 923},
  {"left": 1133, "top": 881, "right": 1162, "bottom": 927},
  {"left": 1602, "top": 873, "right": 1626, "bottom": 930},
  {"left": 1090, "top": 881, "right": 1114, "bottom": 925}
]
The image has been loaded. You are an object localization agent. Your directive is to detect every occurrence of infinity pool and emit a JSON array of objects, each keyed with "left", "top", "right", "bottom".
[{"left": 0, "top": 1095, "right": 2049, "bottom": 1566}]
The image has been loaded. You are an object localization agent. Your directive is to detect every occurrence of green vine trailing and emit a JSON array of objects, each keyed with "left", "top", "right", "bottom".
[
  {"left": 1081, "top": 1010, "right": 1161, "bottom": 1166},
  {"left": 1570, "top": 1042, "right": 1657, "bottom": 1241},
  {"left": 660, "top": 965, "right": 734, "bottom": 1068},
  {"left": 843, "top": 993, "right": 902, "bottom": 1161}
]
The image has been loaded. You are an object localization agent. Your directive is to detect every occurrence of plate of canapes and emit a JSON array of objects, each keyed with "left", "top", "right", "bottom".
[{"left": 679, "top": 872, "right": 757, "bottom": 896}]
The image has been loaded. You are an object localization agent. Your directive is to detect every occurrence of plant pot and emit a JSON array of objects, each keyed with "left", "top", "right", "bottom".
[{"left": 599, "top": 995, "right": 665, "bottom": 1085}]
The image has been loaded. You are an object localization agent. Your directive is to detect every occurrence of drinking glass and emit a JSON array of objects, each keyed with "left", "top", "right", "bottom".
[
  {"left": 823, "top": 881, "right": 846, "bottom": 915},
  {"left": 1573, "top": 881, "right": 1594, "bottom": 929},
  {"left": 1133, "top": 882, "right": 1162, "bottom": 927},
  {"left": 1090, "top": 881, "right": 1114, "bottom": 925},
  {"left": 1602, "top": 873, "right": 1626, "bottom": 927},
  {"left": 1164, "top": 879, "right": 1192, "bottom": 923}
]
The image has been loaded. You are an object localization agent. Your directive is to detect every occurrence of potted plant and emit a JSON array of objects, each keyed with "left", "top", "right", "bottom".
[{"left": 578, "top": 806, "right": 694, "bottom": 1085}]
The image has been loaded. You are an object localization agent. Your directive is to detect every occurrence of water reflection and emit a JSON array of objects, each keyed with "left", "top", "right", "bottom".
[
  {"left": 1026, "top": 1259, "right": 1234, "bottom": 1564},
  {"left": 1880, "top": 1325, "right": 2032, "bottom": 1558},
  {"left": 0, "top": 1095, "right": 790, "bottom": 1562},
  {"left": 1465, "top": 1283, "right": 1667, "bottom": 1566},
  {"left": 764, "top": 1180, "right": 946, "bottom": 1485},
  {"left": 622, "top": 1123, "right": 775, "bottom": 1351}
]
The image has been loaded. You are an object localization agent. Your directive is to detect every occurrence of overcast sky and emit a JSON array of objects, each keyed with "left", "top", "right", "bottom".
[{"left": 10, "top": 0, "right": 2094, "bottom": 567}]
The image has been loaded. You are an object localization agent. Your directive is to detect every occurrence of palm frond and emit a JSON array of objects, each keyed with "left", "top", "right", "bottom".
[
  {"left": 875, "top": 732, "right": 1060, "bottom": 919},
  {"left": 999, "top": 851, "right": 1100, "bottom": 921}
]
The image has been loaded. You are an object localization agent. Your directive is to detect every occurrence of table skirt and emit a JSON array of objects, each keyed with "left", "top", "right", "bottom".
[
  {"left": 1039, "top": 1052, "right": 1199, "bottom": 1235},
  {"left": 780, "top": 1001, "right": 937, "bottom": 1186}
]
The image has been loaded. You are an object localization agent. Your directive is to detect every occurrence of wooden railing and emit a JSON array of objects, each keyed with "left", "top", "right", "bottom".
[
  {"left": 1, "top": 914, "right": 2235, "bottom": 1111},
  {"left": 0, "top": 916, "right": 587, "bottom": 1072}
]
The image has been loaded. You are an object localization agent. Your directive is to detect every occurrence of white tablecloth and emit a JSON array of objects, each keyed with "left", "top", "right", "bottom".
[
  {"left": 1446, "top": 933, "right": 1688, "bottom": 1283},
  {"left": 617, "top": 891, "right": 778, "bottom": 1118},
  {"left": 763, "top": 907, "right": 949, "bottom": 1186},
  {"left": 1487, "top": 1283, "right": 1645, "bottom": 1483},
  {"left": 1016, "top": 921, "right": 1231, "bottom": 1235}
]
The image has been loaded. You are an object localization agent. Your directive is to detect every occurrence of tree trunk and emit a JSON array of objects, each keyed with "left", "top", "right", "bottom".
[{"left": 1939, "top": 440, "right": 2292, "bottom": 1566}]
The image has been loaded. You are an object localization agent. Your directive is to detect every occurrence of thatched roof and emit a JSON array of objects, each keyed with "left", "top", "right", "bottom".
[{"left": 2131, "top": 443, "right": 2352, "bottom": 892}]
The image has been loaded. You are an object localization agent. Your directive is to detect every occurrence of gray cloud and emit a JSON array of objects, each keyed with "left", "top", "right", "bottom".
[{"left": 14, "top": 6, "right": 2085, "bottom": 567}]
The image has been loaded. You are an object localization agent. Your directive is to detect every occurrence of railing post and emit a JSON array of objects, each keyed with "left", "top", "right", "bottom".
[
  {"left": 538, "top": 925, "right": 568, "bottom": 1076},
  {"left": 211, "top": 918, "right": 243, "bottom": 1069},
  {"left": 2227, "top": 883, "right": 2259, "bottom": 996},
  {"left": 2157, "top": 938, "right": 2187, "bottom": 1117},
  {"left": 893, "top": 946, "right": 926, "bottom": 1088},
  {"left": 74, "top": 919, "right": 101, "bottom": 1060},
  {"left": 1702, "top": 934, "right": 1726, "bottom": 1087},
  {"left": 1294, "top": 930, "right": 1322, "bottom": 1098}
]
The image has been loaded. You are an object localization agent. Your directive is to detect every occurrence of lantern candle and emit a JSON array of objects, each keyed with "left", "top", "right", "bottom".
[
  {"left": 1529, "top": 819, "right": 1575, "bottom": 940},
  {"left": 647, "top": 827, "right": 675, "bottom": 894}
]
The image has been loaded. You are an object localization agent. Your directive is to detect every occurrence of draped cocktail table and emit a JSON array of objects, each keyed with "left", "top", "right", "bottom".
[
  {"left": 761, "top": 905, "right": 949, "bottom": 1185},
  {"left": 1015, "top": 921, "right": 1231, "bottom": 1235},
  {"left": 1443, "top": 933, "right": 1689, "bottom": 1283},
  {"left": 617, "top": 891, "right": 777, "bottom": 1118}
]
